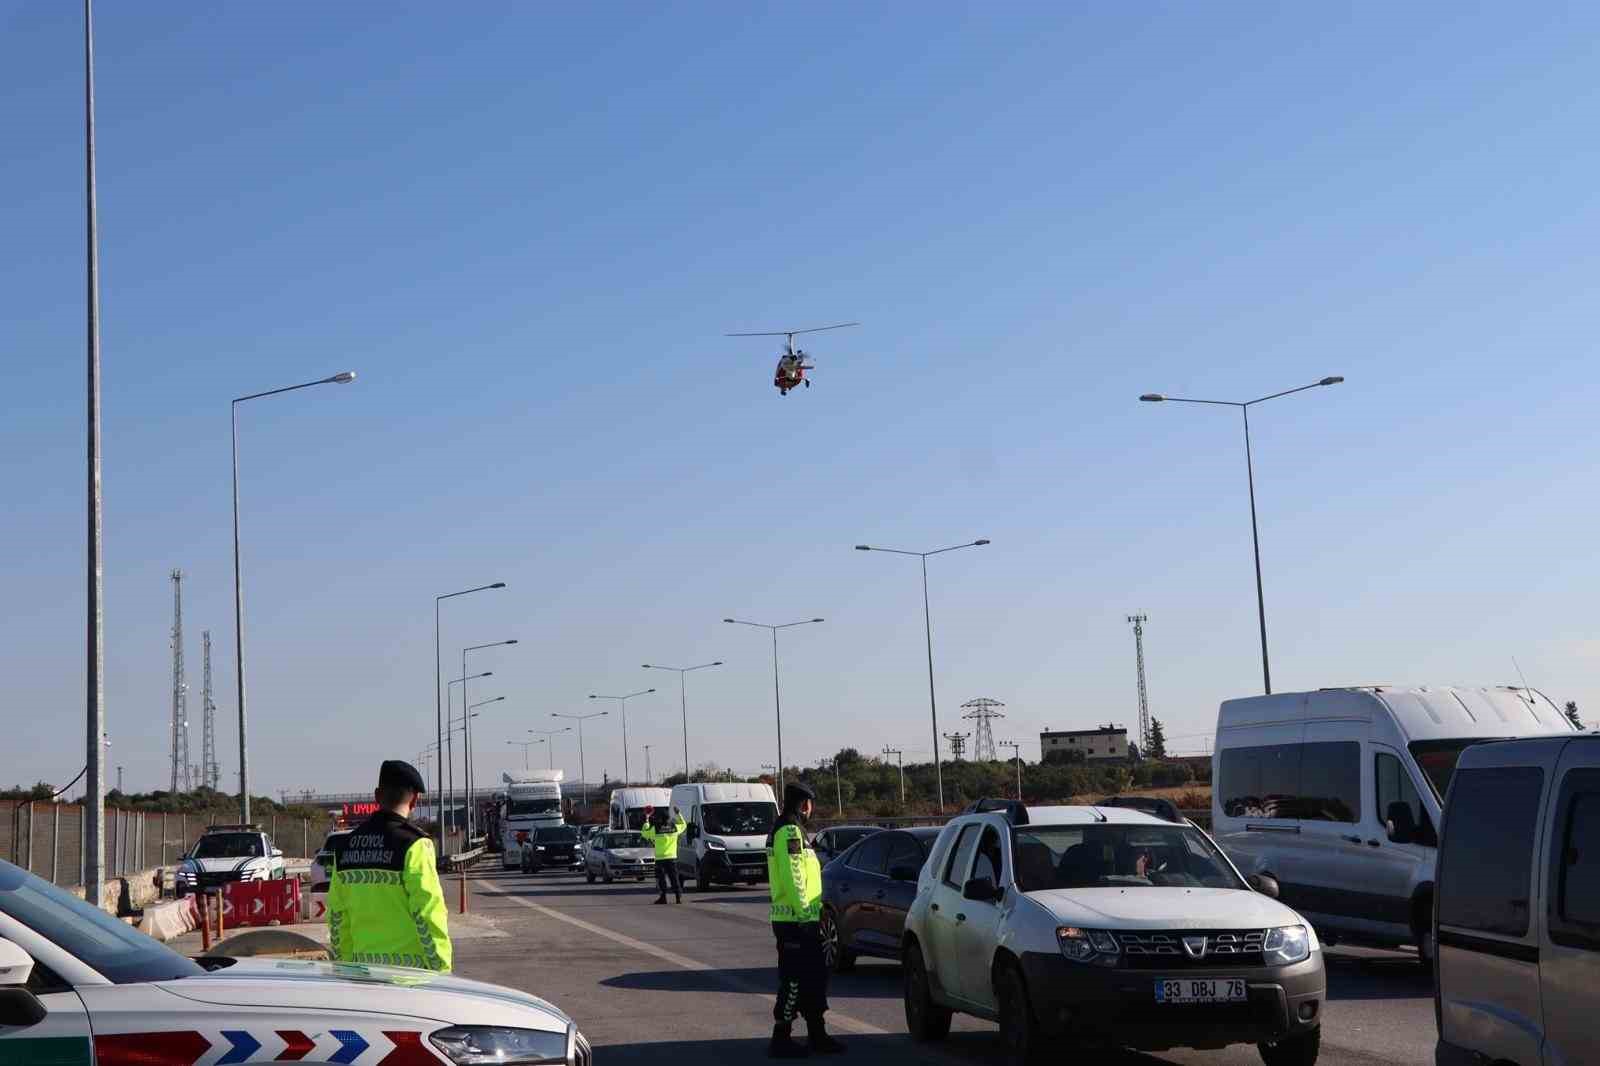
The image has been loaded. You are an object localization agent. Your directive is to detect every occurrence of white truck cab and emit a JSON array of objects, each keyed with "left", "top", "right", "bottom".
[
  {"left": 500, "top": 770, "right": 566, "bottom": 869},
  {"left": 610, "top": 787, "right": 672, "bottom": 831},
  {"left": 1211, "top": 685, "right": 1573, "bottom": 964},
  {"left": 671, "top": 782, "right": 778, "bottom": 890}
]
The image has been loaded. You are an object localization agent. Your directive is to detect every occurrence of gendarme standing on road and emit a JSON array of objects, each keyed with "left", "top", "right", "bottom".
[
  {"left": 765, "top": 781, "right": 843, "bottom": 1058},
  {"left": 328, "top": 759, "right": 453, "bottom": 971}
]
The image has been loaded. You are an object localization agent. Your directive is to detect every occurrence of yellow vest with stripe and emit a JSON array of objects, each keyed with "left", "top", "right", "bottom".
[
  {"left": 767, "top": 820, "right": 822, "bottom": 923},
  {"left": 327, "top": 811, "right": 452, "bottom": 972},
  {"left": 640, "top": 814, "right": 687, "bottom": 860}
]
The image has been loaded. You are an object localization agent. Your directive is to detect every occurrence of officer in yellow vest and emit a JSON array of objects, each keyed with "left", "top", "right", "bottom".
[
  {"left": 327, "top": 760, "right": 452, "bottom": 971},
  {"left": 766, "top": 781, "right": 844, "bottom": 1057},
  {"left": 640, "top": 805, "right": 686, "bottom": 904}
]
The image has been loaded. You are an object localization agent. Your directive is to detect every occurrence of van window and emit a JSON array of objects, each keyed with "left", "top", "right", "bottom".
[
  {"left": 1549, "top": 769, "right": 1600, "bottom": 950},
  {"left": 1438, "top": 766, "right": 1544, "bottom": 937},
  {"left": 942, "top": 825, "right": 981, "bottom": 888},
  {"left": 1376, "top": 752, "right": 1436, "bottom": 847},
  {"left": 1219, "top": 741, "right": 1360, "bottom": 822}
]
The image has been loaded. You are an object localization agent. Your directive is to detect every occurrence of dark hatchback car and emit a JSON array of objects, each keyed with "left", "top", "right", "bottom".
[
  {"left": 521, "top": 824, "right": 583, "bottom": 873},
  {"left": 820, "top": 826, "right": 941, "bottom": 972},
  {"left": 813, "top": 824, "right": 883, "bottom": 865}
]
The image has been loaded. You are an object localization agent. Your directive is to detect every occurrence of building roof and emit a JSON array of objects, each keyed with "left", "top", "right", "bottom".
[{"left": 1041, "top": 726, "right": 1127, "bottom": 736}]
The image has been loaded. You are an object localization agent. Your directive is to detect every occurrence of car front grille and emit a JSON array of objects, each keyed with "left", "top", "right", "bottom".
[
  {"left": 195, "top": 871, "right": 243, "bottom": 889},
  {"left": 728, "top": 852, "right": 764, "bottom": 867},
  {"left": 1116, "top": 929, "right": 1266, "bottom": 969},
  {"left": 571, "top": 1029, "right": 593, "bottom": 1066}
]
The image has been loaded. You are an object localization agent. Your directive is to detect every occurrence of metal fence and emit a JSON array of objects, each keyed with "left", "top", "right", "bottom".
[{"left": 1, "top": 801, "right": 334, "bottom": 888}]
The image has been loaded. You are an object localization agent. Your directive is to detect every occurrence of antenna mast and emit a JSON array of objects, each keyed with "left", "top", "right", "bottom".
[
  {"left": 201, "top": 630, "right": 219, "bottom": 791},
  {"left": 1128, "top": 614, "right": 1150, "bottom": 753},
  {"left": 170, "top": 569, "right": 191, "bottom": 793},
  {"left": 961, "top": 698, "right": 1006, "bottom": 762}
]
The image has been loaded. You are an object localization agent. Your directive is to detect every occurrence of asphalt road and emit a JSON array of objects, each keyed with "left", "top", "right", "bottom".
[{"left": 453, "top": 865, "right": 1437, "bottom": 1065}]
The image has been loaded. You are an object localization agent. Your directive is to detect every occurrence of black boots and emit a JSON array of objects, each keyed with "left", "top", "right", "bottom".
[
  {"left": 768, "top": 1024, "right": 808, "bottom": 1059},
  {"left": 653, "top": 896, "right": 667, "bottom": 905},
  {"left": 807, "top": 1017, "right": 846, "bottom": 1055}
]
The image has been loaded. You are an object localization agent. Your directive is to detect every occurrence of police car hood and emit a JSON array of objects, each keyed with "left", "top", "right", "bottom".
[
  {"left": 162, "top": 958, "right": 570, "bottom": 1030},
  {"left": 183, "top": 855, "right": 271, "bottom": 874},
  {"left": 1022, "top": 886, "right": 1304, "bottom": 929},
  {"left": 609, "top": 847, "right": 654, "bottom": 861}
]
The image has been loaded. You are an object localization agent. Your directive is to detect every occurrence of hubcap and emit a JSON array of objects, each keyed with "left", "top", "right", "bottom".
[{"left": 821, "top": 918, "right": 837, "bottom": 965}]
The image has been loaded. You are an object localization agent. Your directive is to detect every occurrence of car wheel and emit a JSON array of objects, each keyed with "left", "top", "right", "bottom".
[
  {"left": 586, "top": 866, "right": 596, "bottom": 884},
  {"left": 602, "top": 865, "right": 614, "bottom": 884},
  {"left": 903, "top": 942, "right": 952, "bottom": 1042},
  {"left": 997, "top": 963, "right": 1042, "bottom": 1066},
  {"left": 691, "top": 861, "right": 707, "bottom": 892},
  {"left": 1258, "top": 1027, "right": 1321, "bottom": 1066},
  {"left": 820, "top": 907, "right": 856, "bottom": 973}
]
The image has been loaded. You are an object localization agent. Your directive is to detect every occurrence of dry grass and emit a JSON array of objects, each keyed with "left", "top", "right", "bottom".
[{"left": 1076, "top": 785, "right": 1213, "bottom": 810}]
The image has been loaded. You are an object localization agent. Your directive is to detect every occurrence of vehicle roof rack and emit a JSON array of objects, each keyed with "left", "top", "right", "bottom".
[
  {"left": 1097, "top": 795, "right": 1184, "bottom": 824},
  {"left": 205, "top": 823, "right": 262, "bottom": 832},
  {"left": 963, "top": 798, "right": 1029, "bottom": 825}
]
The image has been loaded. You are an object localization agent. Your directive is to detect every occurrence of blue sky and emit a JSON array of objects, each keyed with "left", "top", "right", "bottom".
[{"left": 5, "top": 3, "right": 1598, "bottom": 797}]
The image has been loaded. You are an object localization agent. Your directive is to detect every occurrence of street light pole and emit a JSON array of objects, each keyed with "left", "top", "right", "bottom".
[
  {"left": 1001, "top": 740, "right": 1022, "bottom": 800},
  {"left": 882, "top": 746, "right": 905, "bottom": 807},
  {"left": 529, "top": 727, "right": 570, "bottom": 771},
  {"left": 1139, "top": 377, "right": 1344, "bottom": 694},
  {"left": 462, "top": 640, "right": 517, "bottom": 839},
  {"left": 434, "top": 583, "right": 505, "bottom": 851},
  {"left": 83, "top": 0, "right": 106, "bottom": 906},
  {"left": 588, "top": 690, "right": 655, "bottom": 783},
  {"left": 459, "top": 693, "right": 505, "bottom": 836},
  {"left": 643, "top": 744, "right": 653, "bottom": 784},
  {"left": 445, "top": 671, "right": 493, "bottom": 829},
  {"left": 724, "top": 619, "right": 824, "bottom": 792},
  {"left": 231, "top": 370, "right": 356, "bottom": 825},
  {"left": 855, "top": 539, "right": 990, "bottom": 813},
  {"left": 643, "top": 661, "right": 723, "bottom": 784},
  {"left": 507, "top": 739, "right": 542, "bottom": 770},
  {"left": 553, "top": 711, "right": 607, "bottom": 811}
]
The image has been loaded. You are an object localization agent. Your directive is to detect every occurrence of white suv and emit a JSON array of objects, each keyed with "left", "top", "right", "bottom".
[
  {"left": 900, "top": 802, "right": 1325, "bottom": 1065},
  {"left": 174, "top": 824, "right": 286, "bottom": 897}
]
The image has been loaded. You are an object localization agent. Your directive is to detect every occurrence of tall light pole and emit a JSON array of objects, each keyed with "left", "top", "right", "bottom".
[
  {"left": 724, "top": 618, "right": 824, "bottom": 791},
  {"left": 643, "top": 744, "right": 654, "bottom": 784},
  {"left": 1000, "top": 740, "right": 1022, "bottom": 800},
  {"left": 553, "top": 711, "right": 607, "bottom": 811},
  {"left": 529, "top": 727, "right": 570, "bottom": 771},
  {"left": 231, "top": 370, "right": 356, "bottom": 824},
  {"left": 1139, "top": 377, "right": 1344, "bottom": 694},
  {"left": 507, "top": 739, "right": 543, "bottom": 770},
  {"left": 459, "top": 694, "right": 503, "bottom": 833},
  {"left": 462, "top": 640, "right": 517, "bottom": 838},
  {"left": 854, "top": 539, "right": 990, "bottom": 813},
  {"left": 882, "top": 746, "right": 905, "bottom": 807},
  {"left": 434, "top": 583, "right": 505, "bottom": 851},
  {"left": 588, "top": 689, "right": 654, "bottom": 783},
  {"left": 82, "top": 0, "right": 107, "bottom": 907},
  {"left": 445, "top": 672, "right": 493, "bottom": 819},
  {"left": 822, "top": 756, "right": 843, "bottom": 817},
  {"left": 643, "top": 661, "right": 723, "bottom": 785}
]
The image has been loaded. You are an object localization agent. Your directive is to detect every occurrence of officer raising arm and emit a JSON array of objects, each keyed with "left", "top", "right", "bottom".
[
  {"left": 327, "top": 760, "right": 452, "bottom": 972},
  {"left": 766, "top": 782, "right": 844, "bottom": 1058},
  {"left": 640, "top": 805, "right": 687, "bottom": 905}
]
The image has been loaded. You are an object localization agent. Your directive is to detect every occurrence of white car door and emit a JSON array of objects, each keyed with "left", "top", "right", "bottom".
[
  {"left": 0, "top": 945, "right": 92, "bottom": 1066},
  {"left": 954, "top": 823, "right": 1011, "bottom": 1009},
  {"left": 924, "top": 823, "right": 982, "bottom": 1007}
]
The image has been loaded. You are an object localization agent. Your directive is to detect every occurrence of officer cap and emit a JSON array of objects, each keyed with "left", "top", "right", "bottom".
[
  {"left": 378, "top": 759, "right": 426, "bottom": 794},
  {"left": 783, "top": 781, "right": 816, "bottom": 811}
]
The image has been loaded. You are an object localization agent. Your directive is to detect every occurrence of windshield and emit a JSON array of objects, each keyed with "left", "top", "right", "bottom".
[
  {"left": 1013, "top": 824, "right": 1244, "bottom": 892},
  {"left": 622, "top": 807, "right": 650, "bottom": 830},
  {"left": 603, "top": 832, "right": 646, "bottom": 849},
  {"left": 507, "top": 796, "right": 562, "bottom": 817},
  {"left": 537, "top": 826, "right": 579, "bottom": 843},
  {"left": 0, "top": 860, "right": 203, "bottom": 984},
  {"left": 1410, "top": 739, "right": 1501, "bottom": 801},
  {"left": 192, "top": 833, "right": 263, "bottom": 859},
  {"left": 702, "top": 802, "right": 777, "bottom": 836}
]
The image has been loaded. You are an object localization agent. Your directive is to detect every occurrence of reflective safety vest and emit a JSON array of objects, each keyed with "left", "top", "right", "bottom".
[
  {"left": 640, "top": 815, "right": 687, "bottom": 860},
  {"left": 767, "top": 819, "right": 821, "bottom": 924},
  {"left": 328, "top": 811, "right": 452, "bottom": 972}
]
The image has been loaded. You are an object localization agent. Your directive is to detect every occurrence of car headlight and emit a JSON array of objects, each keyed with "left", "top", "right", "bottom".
[
  {"left": 704, "top": 837, "right": 726, "bottom": 850},
  {"left": 1263, "top": 924, "right": 1311, "bottom": 965},
  {"left": 430, "top": 1025, "right": 570, "bottom": 1065},
  {"left": 1056, "top": 926, "right": 1120, "bottom": 966}
]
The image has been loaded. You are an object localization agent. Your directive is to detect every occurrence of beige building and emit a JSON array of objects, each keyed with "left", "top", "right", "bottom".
[{"left": 1040, "top": 725, "right": 1130, "bottom": 762}]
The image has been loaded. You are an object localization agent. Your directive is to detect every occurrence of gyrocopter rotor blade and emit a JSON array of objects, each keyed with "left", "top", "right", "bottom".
[{"left": 725, "top": 322, "right": 860, "bottom": 338}]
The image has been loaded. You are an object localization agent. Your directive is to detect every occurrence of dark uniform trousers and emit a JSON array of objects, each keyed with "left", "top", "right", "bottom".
[
  {"left": 654, "top": 859, "right": 681, "bottom": 899},
  {"left": 772, "top": 921, "right": 828, "bottom": 1024}
]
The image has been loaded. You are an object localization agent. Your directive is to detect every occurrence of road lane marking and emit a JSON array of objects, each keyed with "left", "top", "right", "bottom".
[{"left": 477, "top": 878, "right": 889, "bottom": 1036}]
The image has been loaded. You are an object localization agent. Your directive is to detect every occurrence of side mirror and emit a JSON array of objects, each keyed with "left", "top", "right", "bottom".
[
  {"left": 1386, "top": 802, "right": 1417, "bottom": 844},
  {"left": 962, "top": 877, "right": 999, "bottom": 903},
  {"left": 0, "top": 939, "right": 35, "bottom": 988},
  {"left": 271, "top": 848, "right": 283, "bottom": 858},
  {"left": 889, "top": 864, "right": 919, "bottom": 883},
  {"left": 1247, "top": 873, "right": 1280, "bottom": 899}
]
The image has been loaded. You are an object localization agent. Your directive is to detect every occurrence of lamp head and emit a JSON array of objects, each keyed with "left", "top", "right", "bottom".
[
  {"left": 974, "top": 539, "right": 991, "bottom": 546},
  {"left": 854, "top": 545, "right": 871, "bottom": 551},
  {"left": 1319, "top": 376, "right": 1345, "bottom": 386},
  {"left": 1139, "top": 393, "right": 1165, "bottom": 402},
  {"left": 490, "top": 582, "right": 507, "bottom": 589},
  {"left": 330, "top": 371, "right": 357, "bottom": 384}
]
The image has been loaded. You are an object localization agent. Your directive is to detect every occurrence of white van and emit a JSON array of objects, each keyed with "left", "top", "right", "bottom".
[
  {"left": 1211, "top": 685, "right": 1573, "bottom": 964},
  {"left": 610, "top": 787, "right": 672, "bottom": 831},
  {"left": 671, "top": 782, "right": 779, "bottom": 890},
  {"left": 500, "top": 770, "right": 566, "bottom": 869},
  {"left": 1434, "top": 733, "right": 1600, "bottom": 1066}
]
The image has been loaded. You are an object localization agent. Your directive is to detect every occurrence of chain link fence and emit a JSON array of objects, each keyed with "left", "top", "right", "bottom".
[{"left": 1, "top": 801, "right": 336, "bottom": 888}]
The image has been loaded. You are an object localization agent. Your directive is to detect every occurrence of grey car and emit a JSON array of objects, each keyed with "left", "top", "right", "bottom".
[{"left": 585, "top": 830, "right": 654, "bottom": 884}]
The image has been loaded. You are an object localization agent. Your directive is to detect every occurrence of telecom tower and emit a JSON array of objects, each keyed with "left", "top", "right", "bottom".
[
  {"left": 943, "top": 731, "right": 971, "bottom": 762},
  {"left": 200, "top": 630, "right": 219, "bottom": 791},
  {"left": 1128, "top": 614, "right": 1150, "bottom": 753},
  {"left": 170, "top": 570, "right": 192, "bottom": 793},
  {"left": 961, "top": 698, "right": 1006, "bottom": 762}
]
